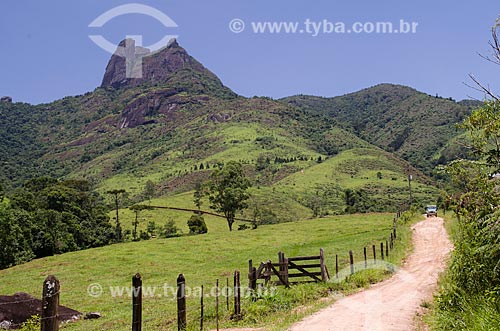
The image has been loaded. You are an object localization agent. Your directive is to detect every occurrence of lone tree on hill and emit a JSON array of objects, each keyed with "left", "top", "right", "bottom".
[
  {"left": 142, "top": 180, "right": 156, "bottom": 203},
  {"left": 106, "top": 189, "right": 127, "bottom": 242},
  {"left": 193, "top": 182, "right": 205, "bottom": 211},
  {"left": 207, "top": 161, "right": 251, "bottom": 231},
  {"left": 129, "top": 204, "right": 153, "bottom": 241}
]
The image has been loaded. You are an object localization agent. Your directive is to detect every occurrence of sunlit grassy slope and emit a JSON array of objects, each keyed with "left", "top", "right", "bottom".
[{"left": 108, "top": 145, "right": 437, "bottom": 236}]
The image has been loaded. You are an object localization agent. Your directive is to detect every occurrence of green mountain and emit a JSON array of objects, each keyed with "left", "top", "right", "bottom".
[
  {"left": 0, "top": 40, "right": 445, "bottom": 220},
  {"left": 281, "top": 84, "right": 482, "bottom": 172}
]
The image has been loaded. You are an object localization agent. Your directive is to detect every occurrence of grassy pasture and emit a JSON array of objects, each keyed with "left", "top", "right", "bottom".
[{"left": 0, "top": 212, "right": 416, "bottom": 330}]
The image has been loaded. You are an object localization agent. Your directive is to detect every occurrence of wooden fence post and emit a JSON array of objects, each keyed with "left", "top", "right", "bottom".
[
  {"left": 278, "top": 252, "right": 283, "bottom": 277},
  {"left": 215, "top": 279, "right": 219, "bottom": 331},
  {"left": 349, "top": 250, "right": 354, "bottom": 275},
  {"left": 390, "top": 233, "right": 394, "bottom": 250},
  {"left": 386, "top": 240, "right": 389, "bottom": 257},
  {"left": 200, "top": 285, "right": 204, "bottom": 331},
  {"left": 177, "top": 274, "right": 186, "bottom": 331},
  {"left": 283, "top": 256, "right": 289, "bottom": 285},
  {"left": 248, "top": 260, "right": 253, "bottom": 289},
  {"left": 363, "top": 247, "right": 367, "bottom": 268},
  {"left": 248, "top": 259, "right": 257, "bottom": 291},
  {"left": 132, "top": 273, "right": 142, "bottom": 331},
  {"left": 41, "top": 275, "right": 59, "bottom": 331},
  {"left": 233, "top": 270, "right": 241, "bottom": 318},
  {"left": 380, "top": 242, "right": 385, "bottom": 261},
  {"left": 335, "top": 254, "right": 339, "bottom": 278},
  {"left": 264, "top": 261, "right": 270, "bottom": 285},
  {"left": 226, "top": 278, "right": 229, "bottom": 311},
  {"left": 372, "top": 245, "right": 376, "bottom": 264},
  {"left": 320, "top": 248, "right": 328, "bottom": 281},
  {"left": 251, "top": 267, "right": 257, "bottom": 293}
]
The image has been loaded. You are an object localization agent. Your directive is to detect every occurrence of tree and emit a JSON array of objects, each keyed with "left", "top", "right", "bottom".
[
  {"left": 0, "top": 183, "right": 4, "bottom": 202},
  {"left": 433, "top": 20, "right": 500, "bottom": 330},
  {"left": 0, "top": 178, "right": 113, "bottom": 269},
  {"left": 207, "top": 161, "right": 251, "bottom": 231},
  {"left": 106, "top": 189, "right": 127, "bottom": 242},
  {"left": 468, "top": 19, "right": 500, "bottom": 101},
  {"left": 160, "top": 219, "right": 179, "bottom": 238},
  {"left": 142, "top": 180, "right": 156, "bottom": 203},
  {"left": 0, "top": 208, "right": 34, "bottom": 269},
  {"left": 344, "top": 188, "right": 372, "bottom": 214},
  {"left": 193, "top": 182, "right": 205, "bottom": 211},
  {"left": 461, "top": 101, "right": 500, "bottom": 171},
  {"left": 129, "top": 205, "right": 153, "bottom": 241},
  {"left": 437, "top": 107, "right": 500, "bottom": 328},
  {"left": 305, "top": 193, "right": 323, "bottom": 218},
  {"left": 147, "top": 221, "right": 156, "bottom": 237},
  {"left": 187, "top": 213, "right": 208, "bottom": 234},
  {"left": 255, "top": 154, "right": 271, "bottom": 171}
]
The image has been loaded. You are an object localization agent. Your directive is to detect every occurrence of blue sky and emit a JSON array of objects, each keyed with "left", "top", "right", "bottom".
[{"left": 0, "top": 0, "right": 498, "bottom": 104}]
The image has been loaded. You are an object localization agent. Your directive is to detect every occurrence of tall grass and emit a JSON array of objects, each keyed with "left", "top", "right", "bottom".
[{"left": 429, "top": 215, "right": 500, "bottom": 331}]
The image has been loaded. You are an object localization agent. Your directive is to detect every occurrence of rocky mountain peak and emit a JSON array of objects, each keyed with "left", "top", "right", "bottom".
[{"left": 101, "top": 38, "right": 218, "bottom": 89}]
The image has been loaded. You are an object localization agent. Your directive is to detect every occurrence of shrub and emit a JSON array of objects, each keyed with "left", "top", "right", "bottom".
[
  {"left": 187, "top": 214, "right": 208, "bottom": 234},
  {"left": 20, "top": 315, "right": 40, "bottom": 331},
  {"left": 160, "top": 219, "right": 180, "bottom": 238}
]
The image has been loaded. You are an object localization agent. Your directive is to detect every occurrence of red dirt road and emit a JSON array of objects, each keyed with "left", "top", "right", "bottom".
[{"left": 289, "top": 217, "right": 452, "bottom": 331}]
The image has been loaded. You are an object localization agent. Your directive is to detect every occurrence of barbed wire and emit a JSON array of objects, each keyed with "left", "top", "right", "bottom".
[{"left": 0, "top": 290, "right": 61, "bottom": 306}]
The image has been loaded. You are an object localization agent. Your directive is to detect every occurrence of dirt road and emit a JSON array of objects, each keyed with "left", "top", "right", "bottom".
[{"left": 289, "top": 217, "right": 452, "bottom": 331}]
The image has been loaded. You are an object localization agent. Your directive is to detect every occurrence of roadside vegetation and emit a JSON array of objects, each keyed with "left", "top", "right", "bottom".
[
  {"left": 429, "top": 100, "right": 500, "bottom": 331},
  {"left": 429, "top": 24, "right": 500, "bottom": 329}
]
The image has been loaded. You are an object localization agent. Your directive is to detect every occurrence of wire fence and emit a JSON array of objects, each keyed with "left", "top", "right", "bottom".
[{"left": 7, "top": 212, "right": 403, "bottom": 331}]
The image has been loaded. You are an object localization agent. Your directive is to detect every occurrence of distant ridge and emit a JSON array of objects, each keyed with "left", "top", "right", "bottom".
[{"left": 281, "top": 83, "right": 480, "bottom": 171}]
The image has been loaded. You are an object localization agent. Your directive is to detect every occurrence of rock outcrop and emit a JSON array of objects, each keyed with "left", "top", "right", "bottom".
[
  {"left": 0, "top": 292, "right": 81, "bottom": 329},
  {"left": 101, "top": 38, "right": 224, "bottom": 89}
]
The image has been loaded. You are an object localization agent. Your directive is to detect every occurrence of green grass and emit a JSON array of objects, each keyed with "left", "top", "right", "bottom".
[
  {"left": 114, "top": 186, "right": 316, "bottom": 236},
  {"left": 0, "top": 213, "right": 414, "bottom": 330},
  {"left": 116, "top": 192, "right": 231, "bottom": 234},
  {"left": 92, "top": 122, "right": 323, "bottom": 197},
  {"left": 440, "top": 212, "right": 459, "bottom": 241},
  {"left": 275, "top": 148, "right": 438, "bottom": 208},
  {"left": 277, "top": 149, "right": 425, "bottom": 190}
]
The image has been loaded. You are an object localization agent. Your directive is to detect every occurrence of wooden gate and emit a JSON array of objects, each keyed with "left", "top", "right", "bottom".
[{"left": 248, "top": 249, "right": 329, "bottom": 289}]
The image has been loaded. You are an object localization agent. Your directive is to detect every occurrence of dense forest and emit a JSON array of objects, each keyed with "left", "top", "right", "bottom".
[{"left": 0, "top": 178, "right": 114, "bottom": 269}]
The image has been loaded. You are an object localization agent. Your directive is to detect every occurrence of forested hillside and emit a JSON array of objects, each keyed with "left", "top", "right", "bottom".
[{"left": 281, "top": 85, "right": 482, "bottom": 172}]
